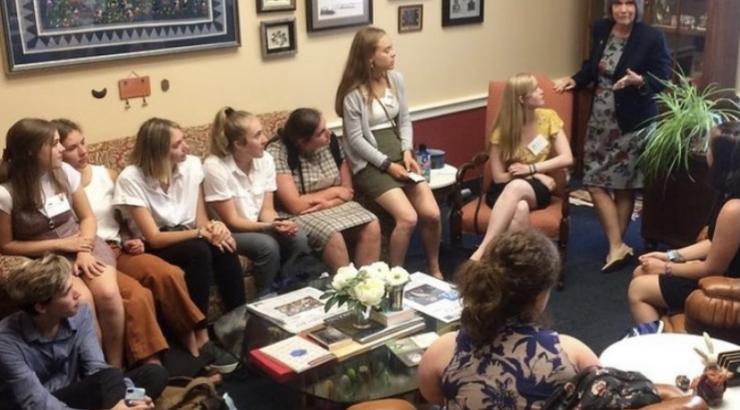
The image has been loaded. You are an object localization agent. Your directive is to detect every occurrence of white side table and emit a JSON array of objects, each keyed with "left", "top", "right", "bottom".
[
  {"left": 429, "top": 164, "right": 458, "bottom": 191},
  {"left": 600, "top": 333, "right": 740, "bottom": 409}
]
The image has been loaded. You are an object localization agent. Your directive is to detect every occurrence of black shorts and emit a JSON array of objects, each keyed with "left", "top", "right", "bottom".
[
  {"left": 658, "top": 275, "right": 699, "bottom": 313},
  {"left": 485, "top": 177, "right": 552, "bottom": 210}
]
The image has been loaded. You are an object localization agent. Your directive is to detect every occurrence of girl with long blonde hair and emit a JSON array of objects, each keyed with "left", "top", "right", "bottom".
[
  {"left": 335, "top": 26, "right": 442, "bottom": 278},
  {"left": 469, "top": 73, "right": 573, "bottom": 261}
]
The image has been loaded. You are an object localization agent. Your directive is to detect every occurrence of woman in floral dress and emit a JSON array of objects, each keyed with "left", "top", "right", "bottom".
[
  {"left": 418, "top": 229, "right": 599, "bottom": 409},
  {"left": 554, "top": 0, "right": 671, "bottom": 272}
]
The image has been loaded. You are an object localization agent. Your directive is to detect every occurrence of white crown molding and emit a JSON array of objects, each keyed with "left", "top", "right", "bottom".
[{"left": 328, "top": 93, "right": 488, "bottom": 134}]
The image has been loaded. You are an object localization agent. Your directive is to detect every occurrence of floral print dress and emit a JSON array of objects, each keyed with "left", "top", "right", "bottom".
[
  {"left": 582, "top": 35, "right": 645, "bottom": 189},
  {"left": 440, "top": 323, "right": 577, "bottom": 410}
]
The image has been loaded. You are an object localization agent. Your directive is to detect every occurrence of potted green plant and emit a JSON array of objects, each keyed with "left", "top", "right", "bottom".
[
  {"left": 639, "top": 72, "right": 740, "bottom": 249},
  {"left": 640, "top": 72, "right": 740, "bottom": 181}
]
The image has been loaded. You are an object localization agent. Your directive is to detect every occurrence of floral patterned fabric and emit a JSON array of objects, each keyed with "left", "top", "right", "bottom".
[
  {"left": 582, "top": 35, "right": 644, "bottom": 190},
  {"left": 441, "top": 323, "right": 577, "bottom": 410}
]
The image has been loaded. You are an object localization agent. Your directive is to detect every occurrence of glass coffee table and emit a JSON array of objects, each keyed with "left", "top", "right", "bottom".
[{"left": 241, "top": 279, "right": 458, "bottom": 405}]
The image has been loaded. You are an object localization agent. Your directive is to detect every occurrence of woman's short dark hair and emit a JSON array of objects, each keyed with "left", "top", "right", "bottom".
[
  {"left": 455, "top": 229, "right": 560, "bottom": 347},
  {"left": 708, "top": 121, "right": 740, "bottom": 197},
  {"left": 606, "top": 0, "right": 644, "bottom": 22}
]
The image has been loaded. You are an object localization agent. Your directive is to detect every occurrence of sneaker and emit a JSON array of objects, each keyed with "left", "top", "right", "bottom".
[
  {"left": 199, "top": 341, "right": 239, "bottom": 374},
  {"left": 622, "top": 320, "right": 664, "bottom": 339}
]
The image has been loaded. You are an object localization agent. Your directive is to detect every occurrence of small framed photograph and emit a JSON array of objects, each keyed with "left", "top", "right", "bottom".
[
  {"left": 257, "top": 0, "right": 297, "bottom": 13},
  {"left": 442, "top": 0, "right": 484, "bottom": 27},
  {"left": 260, "top": 18, "right": 297, "bottom": 58},
  {"left": 306, "top": 0, "right": 373, "bottom": 32},
  {"left": 398, "top": 5, "right": 423, "bottom": 33}
]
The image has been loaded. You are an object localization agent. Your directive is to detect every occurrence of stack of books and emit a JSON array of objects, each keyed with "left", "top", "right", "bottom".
[{"left": 370, "top": 307, "right": 416, "bottom": 326}]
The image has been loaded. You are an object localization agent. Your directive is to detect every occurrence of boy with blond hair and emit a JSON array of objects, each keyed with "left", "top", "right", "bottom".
[{"left": 0, "top": 254, "right": 166, "bottom": 409}]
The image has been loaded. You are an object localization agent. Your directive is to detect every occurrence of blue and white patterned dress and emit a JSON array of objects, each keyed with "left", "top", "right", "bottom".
[{"left": 440, "top": 322, "right": 577, "bottom": 410}]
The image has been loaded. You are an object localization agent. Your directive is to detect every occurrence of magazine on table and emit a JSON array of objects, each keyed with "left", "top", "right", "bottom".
[
  {"left": 258, "top": 336, "right": 334, "bottom": 373},
  {"left": 246, "top": 287, "right": 347, "bottom": 333},
  {"left": 403, "top": 272, "right": 462, "bottom": 323}
]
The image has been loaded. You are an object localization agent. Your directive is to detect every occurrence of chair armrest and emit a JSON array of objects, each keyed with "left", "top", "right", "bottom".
[
  {"left": 698, "top": 276, "right": 740, "bottom": 300},
  {"left": 450, "top": 152, "right": 490, "bottom": 244},
  {"left": 685, "top": 276, "right": 740, "bottom": 343}
]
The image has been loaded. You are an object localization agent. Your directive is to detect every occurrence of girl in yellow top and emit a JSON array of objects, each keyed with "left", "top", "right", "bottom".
[{"left": 470, "top": 73, "right": 573, "bottom": 261}]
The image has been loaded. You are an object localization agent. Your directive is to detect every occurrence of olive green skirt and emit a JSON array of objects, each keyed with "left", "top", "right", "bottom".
[{"left": 353, "top": 127, "right": 412, "bottom": 199}]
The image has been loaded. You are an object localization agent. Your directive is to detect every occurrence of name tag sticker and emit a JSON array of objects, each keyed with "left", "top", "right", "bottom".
[
  {"left": 44, "top": 194, "right": 71, "bottom": 218},
  {"left": 527, "top": 135, "right": 549, "bottom": 156}
]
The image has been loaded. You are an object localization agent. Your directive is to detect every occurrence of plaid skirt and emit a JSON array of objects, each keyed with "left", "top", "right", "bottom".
[{"left": 292, "top": 201, "right": 377, "bottom": 251}]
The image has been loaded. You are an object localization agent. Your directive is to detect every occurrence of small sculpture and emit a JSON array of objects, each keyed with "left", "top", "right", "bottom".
[{"left": 691, "top": 333, "right": 734, "bottom": 406}]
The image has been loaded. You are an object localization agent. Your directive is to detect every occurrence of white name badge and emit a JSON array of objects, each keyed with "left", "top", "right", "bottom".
[
  {"left": 44, "top": 194, "right": 71, "bottom": 218},
  {"left": 527, "top": 135, "right": 549, "bottom": 156}
]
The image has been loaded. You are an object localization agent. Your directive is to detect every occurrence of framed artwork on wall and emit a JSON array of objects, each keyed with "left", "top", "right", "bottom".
[
  {"left": 398, "top": 5, "right": 423, "bottom": 33},
  {"left": 257, "top": 0, "right": 297, "bottom": 13},
  {"left": 260, "top": 18, "right": 297, "bottom": 58},
  {"left": 0, "top": 0, "right": 240, "bottom": 72},
  {"left": 442, "top": 0, "right": 484, "bottom": 27},
  {"left": 306, "top": 0, "right": 373, "bottom": 32}
]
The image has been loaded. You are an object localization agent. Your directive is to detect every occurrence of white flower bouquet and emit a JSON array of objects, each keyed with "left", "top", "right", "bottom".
[{"left": 321, "top": 262, "right": 410, "bottom": 317}]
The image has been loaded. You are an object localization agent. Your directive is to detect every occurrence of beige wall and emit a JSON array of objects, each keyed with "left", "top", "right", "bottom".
[{"left": 0, "top": 0, "right": 586, "bottom": 147}]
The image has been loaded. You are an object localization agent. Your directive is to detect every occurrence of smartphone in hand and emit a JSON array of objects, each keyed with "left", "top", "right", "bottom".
[
  {"left": 125, "top": 387, "right": 146, "bottom": 402},
  {"left": 407, "top": 172, "right": 426, "bottom": 184}
]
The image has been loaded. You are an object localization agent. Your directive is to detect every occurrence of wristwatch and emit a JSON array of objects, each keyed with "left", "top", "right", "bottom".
[{"left": 666, "top": 249, "right": 684, "bottom": 263}]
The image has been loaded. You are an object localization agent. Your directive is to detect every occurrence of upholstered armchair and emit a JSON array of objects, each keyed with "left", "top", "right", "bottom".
[{"left": 449, "top": 74, "right": 573, "bottom": 288}]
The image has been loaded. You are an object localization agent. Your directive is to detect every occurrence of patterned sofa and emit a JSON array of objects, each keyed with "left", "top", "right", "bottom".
[{"left": 0, "top": 111, "right": 290, "bottom": 321}]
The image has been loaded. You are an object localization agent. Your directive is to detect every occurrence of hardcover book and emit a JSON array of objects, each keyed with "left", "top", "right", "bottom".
[
  {"left": 306, "top": 326, "right": 353, "bottom": 351},
  {"left": 386, "top": 337, "right": 425, "bottom": 367},
  {"left": 370, "top": 307, "right": 416, "bottom": 326},
  {"left": 258, "top": 336, "right": 334, "bottom": 373},
  {"left": 246, "top": 287, "right": 347, "bottom": 334}
]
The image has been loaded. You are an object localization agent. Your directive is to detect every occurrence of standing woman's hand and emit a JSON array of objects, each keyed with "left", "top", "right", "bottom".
[
  {"left": 553, "top": 77, "right": 576, "bottom": 93},
  {"left": 403, "top": 150, "right": 421, "bottom": 174},
  {"left": 613, "top": 68, "right": 644, "bottom": 91}
]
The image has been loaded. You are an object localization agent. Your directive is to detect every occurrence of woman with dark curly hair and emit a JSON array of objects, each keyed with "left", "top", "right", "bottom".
[{"left": 418, "top": 229, "right": 599, "bottom": 409}]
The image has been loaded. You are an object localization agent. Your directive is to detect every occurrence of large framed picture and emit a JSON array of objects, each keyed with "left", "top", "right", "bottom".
[
  {"left": 260, "top": 18, "right": 297, "bottom": 58},
  {"left": 306, "top": 0, "right": 373, "bottom": 32},
  {"left": 0, "top": 0, "right": 241, "bottom": 72},
  {"left": 442, "top": 0, "right": 484, "bottom": 27},
  {"left": 257, "top": 0, "right": 297, "bottom": 13}
]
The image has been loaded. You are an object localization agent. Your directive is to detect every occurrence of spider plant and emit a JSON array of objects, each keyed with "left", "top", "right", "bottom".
[{"left": 640, "top": 71, "right": 740, "bottom": 181}]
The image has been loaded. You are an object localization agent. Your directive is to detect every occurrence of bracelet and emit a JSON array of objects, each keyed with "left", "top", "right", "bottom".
[
  {"left": 533, "top": 163, "right": 538, "bottom": 173},
  {"left": 195, "top": 227, "right": 204, "bottom": 239},
  {"left": 528, "top": 164, "right": 534, "bottom": 175},
  {"left": 666, "top": 249, "right": 684, "bottom": 263}
]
